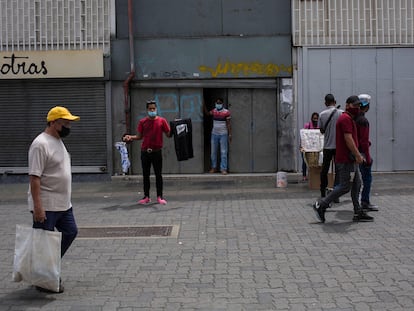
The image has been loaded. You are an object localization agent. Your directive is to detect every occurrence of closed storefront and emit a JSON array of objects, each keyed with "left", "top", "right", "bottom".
[
  {"left": 0, "top": 79, "right": 107, "bottom": 174},
  {"left": 125, "top": 78, "right": 292, "bottom": 174}
]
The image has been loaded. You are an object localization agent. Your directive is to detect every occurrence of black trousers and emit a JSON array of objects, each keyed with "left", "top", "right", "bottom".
[
  {"left": 320, "top": 148, "right": 338, "bottom": 196},
  {"left": 141, "top": 150, "right": 163, "bottom": 197}
]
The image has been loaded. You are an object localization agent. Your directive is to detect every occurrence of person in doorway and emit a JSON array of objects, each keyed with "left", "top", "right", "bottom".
[
  {"left": 356, "top": 94, "right": 378, "bottom": 211},
  {"left": 312, "top": 95, "right": 374, "bottom": 223},
  {"left": 301, "top": 112, "right": 319, "bottom": 181},
  {"left": 28, "top": 106, "right": 80, "bottom": 293},
  {"left": 205, "top": 98, "right": 232, "bottom": 175},
  {"left": 123, "top": 100, "right": 172, "bottom": 205},
  {"left": 318, "top": 94, "right": 342, "bottom": 198}
]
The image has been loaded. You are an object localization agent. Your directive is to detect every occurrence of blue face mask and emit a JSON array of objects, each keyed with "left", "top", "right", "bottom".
[
  {"left": 148, "top": 110, "right": 157, "bottom": 118},
  {"left": 215, "top": 103, "right": 223, "bottom": 110}
]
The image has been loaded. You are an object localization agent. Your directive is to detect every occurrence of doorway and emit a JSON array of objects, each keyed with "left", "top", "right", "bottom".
[{"left": 203, "top": 89, "right": 228, "bottom": 172}]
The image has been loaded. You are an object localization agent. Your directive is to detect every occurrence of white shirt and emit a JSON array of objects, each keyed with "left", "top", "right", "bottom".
[{"left": 28, "top": 132, "right": 72, "bottom": 212}]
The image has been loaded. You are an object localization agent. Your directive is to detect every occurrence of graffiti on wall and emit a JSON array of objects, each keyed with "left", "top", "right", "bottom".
[
  {"left": 199, "top": 60, "right": 292, "bottom": 78},
  {"left": 138, "top": 55, "right": 192, "bottom": 79},
  {"left": 137, "top": 55, "right": 292, "bottom": 79},
  {"left": 138, "top": 92, "right": 203, "bottom": 122}
]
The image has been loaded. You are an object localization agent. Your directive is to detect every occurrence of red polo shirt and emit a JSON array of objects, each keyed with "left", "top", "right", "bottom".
[{"left": 335, "top": 112, "right": 359, "bottom": 163}]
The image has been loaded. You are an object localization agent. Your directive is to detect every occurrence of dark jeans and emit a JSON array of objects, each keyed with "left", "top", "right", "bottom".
[
  {"left": 320, "top": 163, "right": 362, "bottom": 212},
  {"left": 359, "top": 162, "right": 372, "bottom": 204},
  {"left": 33, "top": 207, "right": 78, "bottom": 257},
  {"left": 301, "top": 153, "right": 307, "bottom": 177},
  {"left": 320, "top": 148, "right": 338, "bottom": 196},
  {"left": 141, "top": 150, "right": 163, "bottom": 197}
]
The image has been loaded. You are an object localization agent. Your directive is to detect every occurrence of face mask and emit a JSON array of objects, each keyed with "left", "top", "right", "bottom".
[
  {"left": 58, "top": 125, "right": 71, "bottom": 138},
  {"left": 346, "top": 107, "right": 360, "bottom": 117},
  {"left": 148, "top": 110, "right": 157, "bottom": 118},
  {"left": 215, "top": 103, "right": 223, "bottom": 110}
]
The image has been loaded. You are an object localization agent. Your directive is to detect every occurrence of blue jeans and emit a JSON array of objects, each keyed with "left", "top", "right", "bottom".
[
  {"left": 33, "top": 207, "right": 78, "bottom": 257},
  {"left": 359, "top": 163, "right": 372, "bottom": 204},
  {"left": 320, "top": 163, "right": 362, "bottom": 212},
  {"left": 211, "top": 133, "right": 228, "bottom": 171}
]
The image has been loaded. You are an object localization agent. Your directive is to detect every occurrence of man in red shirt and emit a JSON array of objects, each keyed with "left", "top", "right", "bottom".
[
  {"left": 123, "top": 100, "right": 171, "bottom": 205},
  {"left": 312, "top": 95, "right": 374, "bottom": 223}
]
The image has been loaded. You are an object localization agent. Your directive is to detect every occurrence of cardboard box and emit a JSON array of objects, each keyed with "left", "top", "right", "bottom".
[
  {"left": 308, "top": 166, "right": 321, "bottom": 190},
  {"left": 308, "top": 166, "right": 335, "bottom": 190}
]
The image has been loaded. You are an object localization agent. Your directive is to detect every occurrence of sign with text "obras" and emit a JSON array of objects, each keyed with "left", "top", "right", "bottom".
[{"left": 0, "top": 50, "right": 103, "bottom": 79}]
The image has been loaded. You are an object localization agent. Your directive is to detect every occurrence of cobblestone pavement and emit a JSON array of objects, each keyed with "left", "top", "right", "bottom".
[{"left": 1, "top": 173, "right": 413, "bottom": 311}]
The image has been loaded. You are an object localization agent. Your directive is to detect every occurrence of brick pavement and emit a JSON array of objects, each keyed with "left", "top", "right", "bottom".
[{"left": 0, "top": 173, "right": 413, "bottom": 310}]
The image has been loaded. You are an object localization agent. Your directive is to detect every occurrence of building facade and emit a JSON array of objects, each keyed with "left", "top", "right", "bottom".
[
  {"left": 0, "top": 0, "right": 111, "bottom": 178},
  {"left": 293, "top": 0, "right": 414, "bottom": 171},
  {"left": 111, "top": 0, "right": 294, "bottom": 175},
  {"left": 1, "top": 0, "right": 413, "bottom": 179}
]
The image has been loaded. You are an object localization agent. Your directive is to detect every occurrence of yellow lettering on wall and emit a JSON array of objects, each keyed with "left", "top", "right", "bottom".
[{"left": 199, "top": 60, "right": 292, "bottom": 77}]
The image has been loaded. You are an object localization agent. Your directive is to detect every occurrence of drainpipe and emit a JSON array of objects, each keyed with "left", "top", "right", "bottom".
[{"left": 123, "top": 0, "right": 135, "bottom": 134}]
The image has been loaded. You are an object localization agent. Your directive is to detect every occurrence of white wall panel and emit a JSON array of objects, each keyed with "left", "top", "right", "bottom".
[{"left": 297, "top": 47, "right": 414, "bottom": 171}]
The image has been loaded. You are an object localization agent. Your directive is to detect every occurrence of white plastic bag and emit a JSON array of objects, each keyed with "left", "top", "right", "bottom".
[
  {"left": 115, "top": 141, "right": 131, "bottom": 173},
  {"left": 13, "top": 224, "right": 62, "bottom": 292}
]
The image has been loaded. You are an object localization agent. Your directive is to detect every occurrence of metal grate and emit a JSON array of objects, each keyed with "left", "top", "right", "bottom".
[
  {"left": 293, "top": 0, "right": 414, "bottom": 46},
  {"left": 77, "top": 225, "right": 179, "bottom": 239},
  {"left": 0, "top": 0, "right": 111, "bottom": 54}
]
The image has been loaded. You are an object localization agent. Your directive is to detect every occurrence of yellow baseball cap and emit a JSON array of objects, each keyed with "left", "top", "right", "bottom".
[{"left": 47, "top": 106, "right": 80, "bottom": 122}]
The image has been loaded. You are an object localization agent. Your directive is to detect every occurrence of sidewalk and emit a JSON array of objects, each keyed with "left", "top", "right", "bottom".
[{"left": 1, "top": 172, "right": 413, "bottom": 310}]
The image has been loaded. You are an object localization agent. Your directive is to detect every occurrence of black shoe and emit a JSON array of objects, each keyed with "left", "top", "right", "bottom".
[
  {"left": 361, "top": 202, "right": 379, "bottom": 212},
  {"left": 353, "top": 210, "right": 374, "bottom": 222},
  {"left": 333, "top": 198, "right": 340, "bottom": 203},
  {"left": 35, "top": 279, "right": 64, "bottom": 294},
  {"left": 312, "top": 201, "right": 326, "bottom": 223}
]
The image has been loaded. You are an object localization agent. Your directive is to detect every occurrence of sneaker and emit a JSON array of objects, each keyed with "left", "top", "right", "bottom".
[
  {"left": 138, "top": 197, "right": 151, "bottom": 204},
  {"left": 157, "top": 196, "right": 167, "bottom": 205},
  {"left": 312, "top": 201, "right": 326, "bottom": 223},
  {"left": 209, "top": 168, "right": 216, "bottom": 173},
  {"left": 353, "top": 210, "right": 374, "bottom": 222},
  {"left": 361, "top": 202, "right": 379, "bottom": 212},
  {"left": 221, "top": 170, "right": 228, "bottom": 175}
]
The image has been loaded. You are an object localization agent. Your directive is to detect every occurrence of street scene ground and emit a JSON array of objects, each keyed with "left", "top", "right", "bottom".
[{"left": 1, "top": 172, "right": 413, "bottom": 311}]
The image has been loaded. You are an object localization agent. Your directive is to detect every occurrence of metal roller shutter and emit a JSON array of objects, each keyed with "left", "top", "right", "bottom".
[{"left": 0, "top": 79, "right": 106, "bottom": 173}]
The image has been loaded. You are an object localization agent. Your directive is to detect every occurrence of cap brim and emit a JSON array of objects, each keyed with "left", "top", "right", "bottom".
[{"left": 63, "top": 115, "right": 80, "bottom": 121}]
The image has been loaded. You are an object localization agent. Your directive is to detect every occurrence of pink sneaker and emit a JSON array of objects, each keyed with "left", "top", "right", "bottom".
[
  {"left": 138, "top": 197, "right": 151, "bottom": 204},
  {"left": 157, "top": 196, "right": 167, "bottom": 205}
]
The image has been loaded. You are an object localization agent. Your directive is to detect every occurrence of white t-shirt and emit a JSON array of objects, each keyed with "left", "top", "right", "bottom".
[{"left": 28, "top": 132, "right": 72, "bottom": 212}]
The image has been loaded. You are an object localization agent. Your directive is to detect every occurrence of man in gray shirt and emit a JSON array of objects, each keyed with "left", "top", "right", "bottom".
[{"left": 318, "top": 94, "right": 342, "bottom": 198}]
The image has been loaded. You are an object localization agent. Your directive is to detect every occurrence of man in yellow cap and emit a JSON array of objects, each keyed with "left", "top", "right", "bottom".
[{"left": 28, "top": 106, "right": 80, "bottom": 293}]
